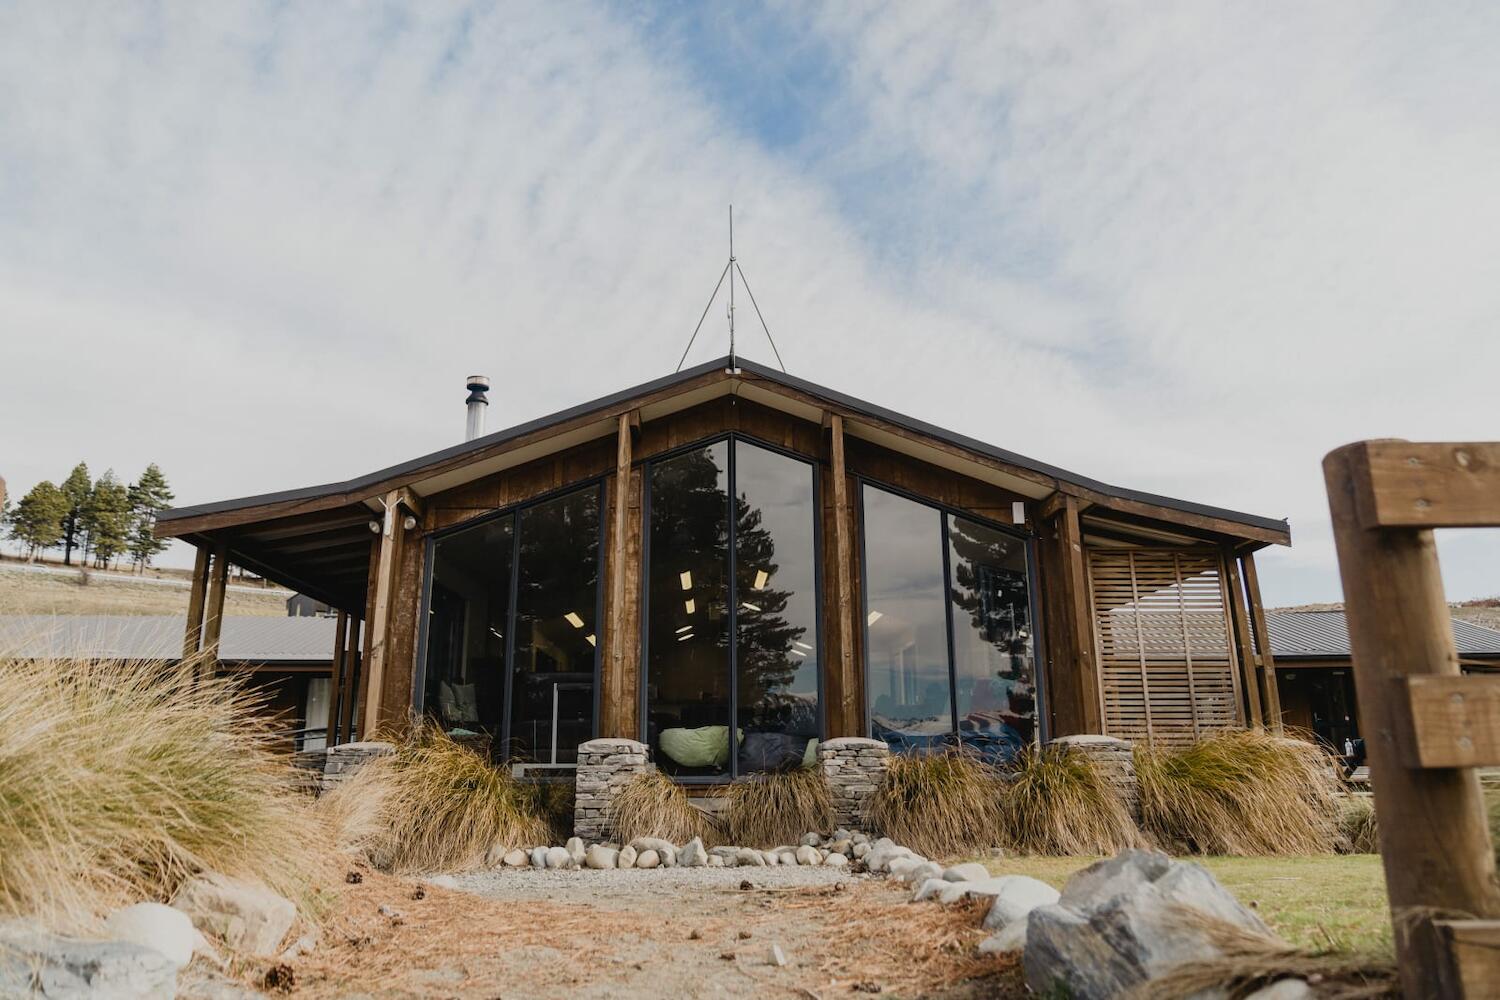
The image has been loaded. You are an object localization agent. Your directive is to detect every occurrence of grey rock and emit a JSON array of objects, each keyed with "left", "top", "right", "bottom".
[
  {"left": 763, "top": 851, "right": 780, "bottom": 866},
  {"left": 942, "top": 863, "right": 991, "bottom": 883},
  {"left": 565, "top": 837, "right": 586, "bottom": 866},
  {"left": 769, "top": 943, "right": 788, "bottom": 967},
  {"left": 978, "top": 920, "right": 1029, "bottom": 955},
  {"left": 828, "top": 839, "right": 852, "bottom": 856},
  {"left": 981, "top": 876, "right": 1060, "bottom": 931},
  {"left": 502, "top": 849, "right": 528, "bottom": 868},
  {"left": 618, "top": 845, "right": 638, "bottom": 869},
  {"left": 635, "top": 849, "right": 661, "bottom": 869},
  {"left": 1023, "top": 850, "right": 1276, "bottom": 1000},
  {"left": 629, "top": 837, "right": 679, "bottom": 867},
  {"left": 736, "top": 849, "right": 767, "bottom": 867},
  {"left": 104, "top": 903, "right": 196, "bottom": 968},
  {"left": 823, "top": 853, "right": 848, "bottom": 869},
  {"left": 912, "top": 878, "right": 950, "bottom": 902},
  {"left": 852, "top": 842, "right": 871, "bottom": 859},
  {"left": 585, "top": 845, "right": 619, "bottom": 869},
  {"left": 1245, "top": 979, "right": 1316, "bottom": 1000},
  {"left": 423, "top": 874, "right": 460, "bottom": 889},
  {"left": 800, "top": 832, "right": 822, "bottom": 847},
  {"left": 0, "top": 921, "right": 177, "bottom": 999},
  {"left": 795, "top": 845, "right": 821, "bottom": 866},
  {"left": 777, "top": 851, "right": 797, "bottom": 867},
  {"left": 678, "top": 837, "right": 708, "bottom": 867},
  {"left": 171, "top": 873, "right": 296, "bottom": 958},
  {"left": 904, "top": 861, "right": 944, "bottom": 885},
  {"left": 529, "top": 846, "right": 549, "bottom": 869},
  {"left": 707, "top": 855, "right": 725, "bottom": 867},
  {"left": 544, "top": 846, "right": 571, "bottom": 869}
]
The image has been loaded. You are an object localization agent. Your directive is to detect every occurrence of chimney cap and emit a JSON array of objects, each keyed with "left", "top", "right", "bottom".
[{"left": 466, "top": 375, "right": 489, "bottom": 405}]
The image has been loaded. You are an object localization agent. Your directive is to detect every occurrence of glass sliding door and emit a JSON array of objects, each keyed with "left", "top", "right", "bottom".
[
  {"left": 422, "top": 515, "right": 515, "bottom": 756},
  {"left": 419, "top": 483, "right": 602, "bottom": 768},
  {"left": 645, "top": 436, "right": 822, "bottom": 779},
  {"left": 861, "top": 484, "right": 1039, "bottom": 761},
  {"left": 510, "top": 488, "right": 602, "bottom": 765},
  {"left": 733, "top": 441, "right": 820, "bottom": 774},
  {"left": 947, "top": 514, "right": 1036, "bottom": 757},
  {"left": 861, "top": 488, "right": 952, "bottom": 753}
]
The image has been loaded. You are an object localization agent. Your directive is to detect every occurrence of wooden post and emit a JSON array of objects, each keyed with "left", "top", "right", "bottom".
[
  {"left": 829, "top": 414, "right": 859, "bottom": 736},
  {"left": 1222, "top": 552, "right": 1266, "bottom": 727},
  {"left": 340, "top": 616, "right": 362, "bottom": 744},
  {"left": 1240, "top": 551, "right": 1284, "bottom": 730},
  {"left": 200, "top": 543, "right": 230, "bottom": 668},
  {"left": 326, "top": 610, "right": 347, "bottom": 747},
  {"left": 603, "top": 412, "right": 636, "bottom": 737},
  {"left": 1325, "top": 442, "right": 1500, "bottom": 1000},
  {"left": 1058, "top": 498, "right": 1102, "bottom": 734},
  {"left": 182, "top": 545, "right": 210, "bottom": 659},
  {"left": 361, "top": 491, "right": 405, "bottom": 738}
]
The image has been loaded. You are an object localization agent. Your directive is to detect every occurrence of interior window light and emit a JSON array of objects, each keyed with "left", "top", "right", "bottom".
[
  {"left": 684, "top": 598, "right": 696, "bottom": 614},
  {"left": 753, "top": 569, "right": 769, "bottom": 590},
  {"left": 564, "top": 611, "right": 584, "bottom": 628},
  {"left": 867, "top": 610, "right": 883, "bottom": 625},
  {"left": 680, "top": 571, "right": 693, "bottom": 590}
]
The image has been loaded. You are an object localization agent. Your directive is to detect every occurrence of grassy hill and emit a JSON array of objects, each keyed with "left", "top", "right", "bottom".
[{"left": 0, "top": 563, "right": 291, "bottom": 617}]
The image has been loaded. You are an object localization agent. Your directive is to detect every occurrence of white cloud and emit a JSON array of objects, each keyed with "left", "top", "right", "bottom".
[{"left": 0, "top": 1, "right": 1496, "bottom": 605}]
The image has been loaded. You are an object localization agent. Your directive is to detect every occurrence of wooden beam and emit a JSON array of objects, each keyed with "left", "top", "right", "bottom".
[
  {"left": 1325, "top": 442, "right": 1500, "bottom": 1000},
  {"left": 829, "top": 414, "right": 859, "bottom": 736},
  {"left": 182, "top": 545, "right": 210, "bottom": 659},
  {"left": 1433, "top": 919, "right": 1500, "bottom": 999},
  {"left": 326, "top": 610, "right": 348, "bottom": 747},
  {"left": 1400, "top": 676, "right": 1500, "bottom": 769},
  {"left": 1055, "top": 498, "right": 1103, "bottom": 734},
  {"left": 361, "top": 490, "right": 405, "bottom": 738},
  {"left": 603, "top": 411, "right": 634, "bottom": 738},
  {"left": 340, "top": 614, "right": 363, "bottom": 744},
  {"left": 1039, "top": 490, "right": 1092, "bottom": 523},
  {"left": 1222, "top": 553, "right": 1265, "bottom": 727},
  {"left": 201, "top": 543, "right": 230, "bottom": 667},
  {"left": 1350, "top": 441, "right": 1500, "bottom": 530},
  {"left": 1241, "top": 551, "right": 1284, "bottom": 730}
]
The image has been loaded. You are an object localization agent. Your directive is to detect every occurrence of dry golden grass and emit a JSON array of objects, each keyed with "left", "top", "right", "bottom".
[
  {"left": 0, "top": 564, "right": 289, "bottom": 617},
  {"left": 1338, "top": 795, "right": 1380, "bottom": 854},
  {"left": 723, "top": 766, "right": 833, "bottom": 847},
  {"left": 998, "top": 743, "right": 1147, "bottom": 856},
  {"left": 321, "top": 722, "right": 551, "bottom": 874},
  {"left": 867, "top": 748, "right": 1004, "bottom": 860},
  {"left": 608, "top": 769, "right": 721, "bottom": 845},
  {"left": 1136, "top": 729, "right": 1344, "bottom": 856},
  {"left": 0, "top": 652, "right": 326, "bottom": 930}
]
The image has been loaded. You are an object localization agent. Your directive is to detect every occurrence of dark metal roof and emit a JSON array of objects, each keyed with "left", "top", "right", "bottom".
[
  {"left": 159, "top": 355, "right": 1289, "bottom": 538},
  {"left": 1267, "top": 610, "right": 1500, "bottom": 659},
  {"left": 0, "top": 614, "right": 339, "bottom": 664}
]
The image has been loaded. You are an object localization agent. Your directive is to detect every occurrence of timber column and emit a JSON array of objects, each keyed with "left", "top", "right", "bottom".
[
  {"left": 1037, "top": 495, "right": 1102, "bottom": 736},
  {"left": 362, "top": 489, "right": 423, "bottom": 738}
]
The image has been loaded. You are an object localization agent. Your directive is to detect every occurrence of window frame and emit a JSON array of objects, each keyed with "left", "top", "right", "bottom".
[
  {"left": 412, "top": 477, "right": 608, "bottom": 762},
  {"left": 855, "top": 476, "right": 1049, "bottom": 750},
  {"left": 638, "top": 432, "right": 826, "bottom": 784}
]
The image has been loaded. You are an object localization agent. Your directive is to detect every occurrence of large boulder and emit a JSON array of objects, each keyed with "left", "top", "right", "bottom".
[
  {"left": 677, "top": 837, "right": 708, "bottom": 868},
  {"left": 628, "top": 837, "right": 679, "bottom": 867},
  {"left": 584, "top": 845, "right": 619, "bottom": 869},
  {"left": 942, "top": 863, "right": 990, "bottom": 883},
  {"left": 0, "top": 920, "right": 177, "bottom": 999},
  {"left": 1023, "top": 850, "right": 1276, "bottom": 1000},
  {"left": 104, "top": 903, "right": 198, "bottom": 968},
  {"left": 171, "top": 874, "right": 296, "bottom": 959}
]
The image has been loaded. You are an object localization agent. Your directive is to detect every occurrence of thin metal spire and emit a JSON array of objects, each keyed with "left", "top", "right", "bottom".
[{"left": 673, "top": 205, "right": 788, "bottom": 374}]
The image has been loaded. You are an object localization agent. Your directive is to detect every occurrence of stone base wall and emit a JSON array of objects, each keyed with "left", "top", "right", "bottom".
[
  {"left": 320, "top": 740, "right": 395, "bottom": 794},
  {"left": 574, "top": 738, "right": 653, "bottom": 843},
  {"left": 1050, "top": 734, "right": 1138, "bottom": 819},
  {"left": 819, "top": 737, "right": 891, "bottom": 830}
]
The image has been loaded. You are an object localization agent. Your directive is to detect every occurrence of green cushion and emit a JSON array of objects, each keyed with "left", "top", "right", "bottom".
[
  {"left": 802, "top": 738, "right": 819, "bottom": 769},
  {"left": 659, "top": 725, "right": 735, "bottom": 768}
]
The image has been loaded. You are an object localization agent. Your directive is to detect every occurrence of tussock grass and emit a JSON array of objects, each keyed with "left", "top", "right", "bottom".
[
  {"left": 867, "top": 748, "right": 1004, "bottom": 860},
  {"left": 997, "top": 744, "right": 1146, "bottom": 856},
  {"left": 1136, "top": 729, "right": 1343, "bottom": 856},
  {"left": 724, "top": 767, "right": 833, "bottom": 847},
  {"left": 608, "top": 769, "right": 720, "bottom": 845},
  {"left": 0, "top": 653, "right": 324, "bottom": 930},
  {"left": 323, "top": 722, "right": 551, "bottom": 874},
  {"left": 1338, "top": 795, "right": 1380, "bottom": 854}
]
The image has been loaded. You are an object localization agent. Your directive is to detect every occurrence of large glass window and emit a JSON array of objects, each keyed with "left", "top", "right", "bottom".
[
  {"left": 419, "top": 484, "right": 601, "bottom": 767},
  {"left": 645, "top": 438, "right": 821, "bottom": 779},
  {"left": 862, "top": 485, "right": 1037, "bottom": 760}
]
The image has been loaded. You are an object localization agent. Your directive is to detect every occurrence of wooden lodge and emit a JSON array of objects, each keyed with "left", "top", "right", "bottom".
[{"left": 156, "top": 358, "right": 1291, "bottom": 778}]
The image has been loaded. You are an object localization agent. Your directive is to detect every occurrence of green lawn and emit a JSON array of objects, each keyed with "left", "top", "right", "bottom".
[{"left": 977, "top": 853, "right": 1391, "bottom": 957}]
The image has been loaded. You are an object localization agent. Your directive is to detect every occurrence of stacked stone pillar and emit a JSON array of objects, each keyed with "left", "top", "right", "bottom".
[
  {"left": 320, "top": 740, "right": 395, "bottom": 794},
  {"left": 818, "top": 737, "right": 891, "bottom": 830},
  {"left": 1049, "top": 734, "right": 1138, "bottom": 819},
  {"left": 574, "top": 738, "right": 653, "bottom": 842}
]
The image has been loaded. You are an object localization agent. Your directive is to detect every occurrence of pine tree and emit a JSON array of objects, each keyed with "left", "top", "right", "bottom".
[
  {"left": 5, "top": 481, "right": 69, "bottom": 561},
  {"left": 59, "top": 462, "right": 92, "bottom": 566},
  {"left": 126, "top": 464, "right": 174, "bottom": 572},
  {"left": 80, "top": 470, "right": 133, "bottom": 569}
]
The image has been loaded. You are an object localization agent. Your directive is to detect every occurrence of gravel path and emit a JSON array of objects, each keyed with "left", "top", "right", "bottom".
[{"left": 450, "top": 863, "right": 855, "bottom": 906}]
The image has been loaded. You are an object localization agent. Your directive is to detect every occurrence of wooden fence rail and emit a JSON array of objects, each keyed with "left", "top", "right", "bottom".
[{"left": 1325, "top": 441, "right": 1500, "bottom": 999}]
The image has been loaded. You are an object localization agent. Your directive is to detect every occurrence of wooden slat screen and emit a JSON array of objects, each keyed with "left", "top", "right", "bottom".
[{"left": 1087, "top": 549, "right": 1241, "bottom": 746}]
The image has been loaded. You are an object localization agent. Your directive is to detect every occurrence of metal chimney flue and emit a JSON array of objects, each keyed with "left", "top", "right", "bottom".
[{"left": 465, "top": 375, "right": 489, "bottom": 441}]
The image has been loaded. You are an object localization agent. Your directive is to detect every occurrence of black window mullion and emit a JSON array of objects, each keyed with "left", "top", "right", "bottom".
[
  {"left": 726, "top": 435, "right": 739, "bottom": 780},
  {"left": 940, "top": 511, "right": 960, "bottom": 743},
  {"left": 501, "top": 510, "right": 522, "bottom": 762}
]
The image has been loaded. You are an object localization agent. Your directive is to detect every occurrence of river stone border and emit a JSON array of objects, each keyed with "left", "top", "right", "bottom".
[{"left": 574, "top": 738, "right": 653, "bottom": 843}]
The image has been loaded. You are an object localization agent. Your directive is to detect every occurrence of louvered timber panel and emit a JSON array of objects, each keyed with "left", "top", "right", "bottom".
[{"left": 1087, "top": 549, "right": 1241, "bottom": 746}]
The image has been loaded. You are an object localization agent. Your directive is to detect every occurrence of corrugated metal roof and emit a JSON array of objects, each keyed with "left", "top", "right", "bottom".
[
  {"left": 0, "top": 615, "right": 339, "bottom": 664},
  {"left": 1267, "top": 610, "right": 1500, "bottom": 659}
]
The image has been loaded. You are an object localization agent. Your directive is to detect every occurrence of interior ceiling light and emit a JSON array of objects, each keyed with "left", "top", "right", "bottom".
[
  {"left": 792, "top": 640, "right": 811, "bottom": 651},
  {"left": 867, "top": 610, "right": 884, "bottom": 625},
  {"left": 740, "top": 602, "right": 760, "bottom": 613},
  {"left": 585, "top": 634, "right": 596, "bottom": 647},
  {"left": 789, "top": 648, "right": 806, "bottom": 658},
  {"left": 677, "top": 632, "right": 694, "bottom": 642},
  {"left": 565, "top": 612, "right": 584, "bottom": 629},
  {"left": 753, "top": 570, "right": 769, "bottom": 590},
  {"left": 680, "top": 571, "right": 693, "bottom": 591},
  {"left": 675, "top": 625, "right": 693, "bottom": 634},
  {"left": 488, "top": 627, "right": 503, "bottom": 640},
  {"left": 684, "top": 599, "right": 696, "bottom": 614}
]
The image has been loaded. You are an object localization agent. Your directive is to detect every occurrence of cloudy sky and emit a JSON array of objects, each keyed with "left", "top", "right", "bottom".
[{"left": 1, "top": 1, "right": 1496, "bottom": 606}]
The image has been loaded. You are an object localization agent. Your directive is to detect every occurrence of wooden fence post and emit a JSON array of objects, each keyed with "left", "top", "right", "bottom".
[{"left": 1325, "top": 441, "right": 1500, "bottom": 999}]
